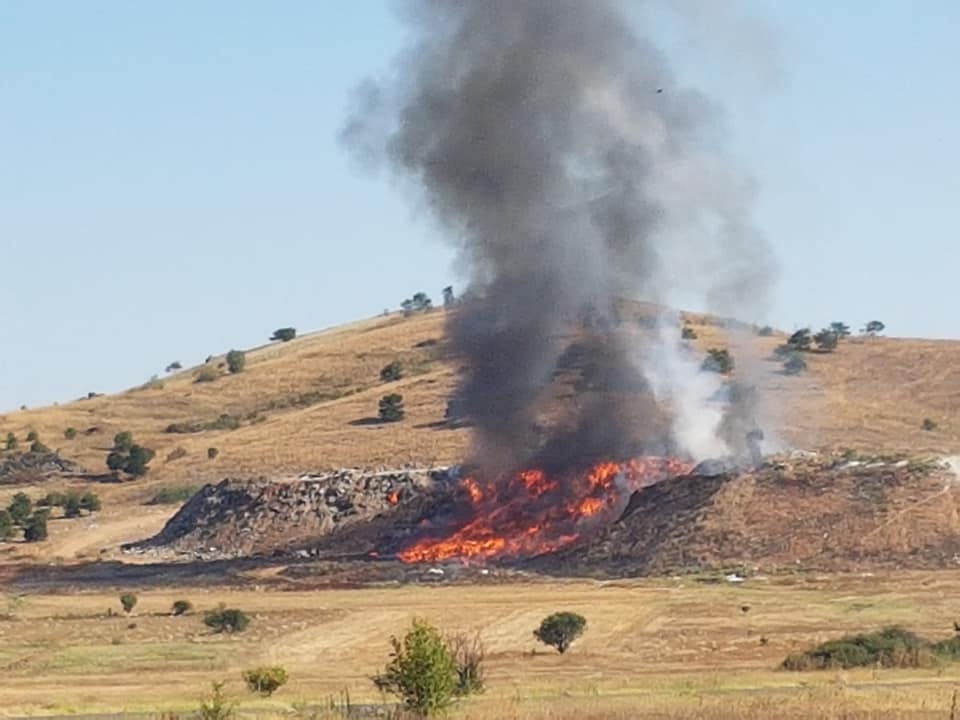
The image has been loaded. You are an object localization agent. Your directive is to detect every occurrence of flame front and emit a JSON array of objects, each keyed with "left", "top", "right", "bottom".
[{"left": 398, "top": 456, "right": 692, "bottom": 563}]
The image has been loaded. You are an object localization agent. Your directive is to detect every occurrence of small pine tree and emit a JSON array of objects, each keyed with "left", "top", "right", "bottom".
[
  {"left": 756, "top": 325, "right": 775, "bottom": 337},
  {"left": 379, "top": 394, "right": 405, "bottom": 422},
  {"left": 380, "top": 360, "right": 404, "bottom": 382},
  {"left": 63, "top": 492, "right": 83, "bottom": 518},
  {"left": 207, "top": 447, "right": 219, "bottom": 459},
  {"left": 533, "top": 612, "right": 587, "bottom": 654},
  {"left": 226, "top": 350, "right": 246, "bottom": 374},
  {"left": 374, "top": 619, "right": 457, "bottom": 717}
]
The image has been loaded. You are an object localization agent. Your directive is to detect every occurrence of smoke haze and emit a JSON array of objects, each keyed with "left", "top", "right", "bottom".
[{"left": 343, "top": 0, "right": 776, "bottom": 472}]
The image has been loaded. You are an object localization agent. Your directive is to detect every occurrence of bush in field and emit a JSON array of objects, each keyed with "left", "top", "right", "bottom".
[
  {"left": 0, "top": 510, "right": 14, "bottom": 539},
  {"left": 207, "top": 447, "right": 220, "bottom": 460},
  {"left": 4, "top": 432, "right": 17, "bottom": 451},
  {"left": 29, "top": 440, "right": 50, "bottom": 454},
  {"left": 923, "top": 418, "right": 938, "bottom": 431},
  {"left": 204, "top": 604, "right": 251, "bottom": 633},
  {"left": 226, "top": 350, "right": 246, "bottom": 374},
  {"left": 79, "top": 492, "right": 101, "bottom": 513},
  {"left": 701, "top": 348, "right": 734, "bottom": 375},
  {"left": 782, "top": 354, "right": 808, "bottom": 375},
  {"left": 8, "top": 492, "right": 32, "bottom": 526},
  {"left": 64, "top": 427, "right": 77, "bottom": 440},
  {"left": 374, "top": 619, "right": 457, "bottom": 717},
  {"left": 681, "top": 326, "right": 698, "bottom": 340},
  {"left": 814, "top": 328, "right": 839, "bottom": 352},
  {"left": 533, "top": 612, "right": 587, "bottom": 654},
  {"left": 165, "top": 361, "right": 183, "bottom": 372},
  {"left": 787, "top": 328, "right": 812, "bottom": 352},
  {"left": 378, "top": 393, "right": 405, "bottom": 422},
  {"left": 113, "top": 431, "right": 134, "bottom": 452},
  {"left": 242, "top": 666, "right": 289, "bottom": 696},
  {"left": 107, "top": 432, "right": 155, "bottom": 477},
  {"left": 172, "top": 600, "right": 193, "bottom": 616},
  {"left": 23, "top": 511, "right": 49, "bottom": 542},
  {"left": 195, "top": 365, "right": 219, "bottom": 383},
  {"left": 270, "top": 327, "right": 297, "bottom": 342},
  {"left": 380, "top": 360, "right": 404, "bottom": 382},
  {"left": 26, "top": 430, "right": 38, "bottom": 443},
  {"left": 782, "top": 627, "right": 931, "bottom": 670},
  {"left": 120, "top": 593, "right": 138, "bottom": 614}
]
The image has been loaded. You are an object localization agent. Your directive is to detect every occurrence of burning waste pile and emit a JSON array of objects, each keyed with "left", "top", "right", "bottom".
[{"left": 339, "top": 0, "right": 777, "bottom": 565}]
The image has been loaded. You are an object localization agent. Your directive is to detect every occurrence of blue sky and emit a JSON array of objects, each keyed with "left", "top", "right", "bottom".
[{"left": 1, "top": 1, "right": 957, "bottom": 411}]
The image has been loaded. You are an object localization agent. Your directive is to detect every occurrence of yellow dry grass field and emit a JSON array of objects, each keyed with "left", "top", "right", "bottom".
[
  {"left": 0, "top": 306, "right": 958, "bottom": 566},
  {"left": 3, "top": 572, "right": 960, "bottom": 718}
]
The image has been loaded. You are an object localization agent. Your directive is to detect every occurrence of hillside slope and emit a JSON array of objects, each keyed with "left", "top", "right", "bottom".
[{"left": 1, "top": 304, "right": 958, "bottom": 562}]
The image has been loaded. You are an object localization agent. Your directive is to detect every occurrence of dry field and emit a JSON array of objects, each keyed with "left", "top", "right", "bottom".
[{"left": 4, "top": 571, "right": 960, "bottom": 718}]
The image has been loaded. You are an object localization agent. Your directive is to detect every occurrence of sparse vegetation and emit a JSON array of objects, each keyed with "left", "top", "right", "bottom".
[
  {"left": 923, "top": 418, "right": 938, "bottom": 431},
  {"left": 380, "top": 360, "right": 404, "bottom": 382},
  {"left": 533, "top": 612, "right": 587, "bottom": 655},
  {"left": 374, "top": 618, "right": 457, "bottom": 717},
  {"left": 148, "top": 485, "right": 199, "bottom": 505},
  {"left": 172, "top": 599, "right": 193, "bottom": 616},
  {"left": 378, "top": 393, "right": 405, "bottom": 422},
  {"left": 701, "top": 348, "right": 734, "bottom": 375},
  {"left": 120, "top": 593, "right": 138, "bottom": 614},
  {"left": 226, "top": 350, "right": 246, "bottom": 374},
  {"left": 208, "top": 447, "right": 219, "bottom": 459},
  {"left": 783, "top": 627, "right": 941, "bottom": 670},
  {"left": 204, "top": 605, "right": 251, "bottom": 633},
  {"left": 113, "top": 431, "right": 134, "bottom": 452},
  {"left": 271, "top": 327, "right": 297, "bottom": 342},
  {"left": 166, "top": 446, "right": 188, "bottom": 462},
  {"left": 242, "top": 666, "right": 289, "bottom": 696},
  {"left": 195, "top": 365, "right": 219, "bottom": 383},
  {"left": 681, "top": 326, "right": 698, "bottom": 340},
  {"left": 197, "top": 681, "right": 236, "bottom": 720},
  {"left": 447, "top": 631, "right": 485, "bottom": 696},
  {"left": 63, "top": 427, "right": 77, "bottom": 440}
]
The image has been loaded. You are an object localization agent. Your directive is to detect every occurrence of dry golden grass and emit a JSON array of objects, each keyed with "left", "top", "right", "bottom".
[{"left": 4, "top": 572, "right": 960, "bottom": 717}]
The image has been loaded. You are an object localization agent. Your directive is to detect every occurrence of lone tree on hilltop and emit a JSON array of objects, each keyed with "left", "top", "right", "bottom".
[
  {"left": 787, "top": 328, "right": 813, "bottom": 352},
  {"left": 814, "top": 328, "right": 839, "bottom": 353},
  {"left": 380, "top": 360, "right": 404, "bottom": 383},
  {"left": 226, "top": 350, "right": 246, "bottom": 374},
  {"left": 374, "top": 619, "right": 458, "bottom": 717},
  {"left": 270, "top": 327, "right": 297, "bottom": 342},
  {"left": 165, "top": 361, "right": 182, "bottom": 373},
  {"left": 829, "top": 322, "right": 851, "bottom": 338},
  {"left": 534, "top": 612, "right": 587, "bottom": 655},
  {"left": 862, "top": 320, "right": 886, "bottom": 337},
  {"left": 379, "top": 394, "right": 405, "bottom": 422},
  {"left": 401, "top": 292, "right": 433, "bottom": 316}
]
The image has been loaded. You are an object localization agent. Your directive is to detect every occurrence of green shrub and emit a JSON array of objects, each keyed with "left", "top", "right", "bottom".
[
  {"left": 63, "top": 492, "right": 83, "bottom": 518},
  {"left": 29, "top": 440, "right": 50, "bottom": 454},
  {"left": 108, "top": 433, "right": 156, "bottom": 477},
  {"left": 64, "top": 427, "right": 78, "bottom": 440},
  {"left": 8, "top": 492, "right": 32, "bottom": 525},
  {"left": 207, "top": 447, "right": 219, "bottom": 460},
  {"left": 25, "top": 430, "right": 38, "bottom": 443},
  {"left": 681, "top": 326, "right": 698, "bottom": 340},
  {"left": 38, "top": 491, "right": 67, "bottom": 508},
  {"left": 378, "top": 393, "right": 405, "bottom": 423},
  {"left": 923, "top": 418, "right": 938, "bottom": 431},
  {"left": 0, "top": 510, "right": 14, "bottom": 539},
  {"left": 783, "top": 627, "right": 931, "bottom": 670},
  {"left": 533, "top": 612, "right": 587, "bottom": 654},
  {"left": 374, "top": 619, "right": 457, "bottom": 717},
  {"left": 814, "top": 328, "right": 839, "bottom": 352},
  {"left": 226, "top": 350, "right": 246, "bottom": 374},
  {"left": 23, "top": 511, "right": 49, "bottom": 542},
  {"left": 114, "top": 431, "right": 134, "bottom": 452},
  {"left": 4, "top": 432, "right": 17, "bottom": 451},
  {"left": 701, "top": 348, "right": 734, "bottom": 375},
  {"left": 380, "top": 360, "right": 404, "bottom": 382},
  {"left": 204, "top": 605, "right": 251, "bottom": 633},
  {"left": 79, "top": 492, "right": 101, "bottom": 513},
  {"left": 195, "top": 365, "right": 219, "bottom": 383},
  {"left": 165, "top": 361, "right": 183, "bottom": 372},
  {"left": 242, "top": 666, "right": 289, "bottom": 696},
  {"left": 120, "top": 593, "right": 137, "bottom": 614},
  {"left": 172, "top": 599, "right": 193, "bottom": 616},
  {"left": 148, "top": 485, "right": 199, "bottom": 505},
  {"left": 270, "top": 327, "right": 297, "bottom": 342}
]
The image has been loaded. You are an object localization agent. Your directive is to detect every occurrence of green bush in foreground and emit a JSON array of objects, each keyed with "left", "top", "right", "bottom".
[
  {"left": 242, "top": 666, "right": 289, "bottom": 696},
  {"left": 204, "top": 605, "right": 251, "bottom": 634},
  {"left": 782, "top": 626, "right": 951, "bottom": 670},
  {"left": 534, "top": 612, "right": 587, "bottom": 654},
  {"left": 374, "top": 619, "right": 457, "bottom": 717},
  {"left": 198, "top": 681, "right": 235, "bottom": 720}
]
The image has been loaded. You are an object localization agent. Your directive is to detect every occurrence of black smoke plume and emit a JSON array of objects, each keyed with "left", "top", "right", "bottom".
[{"left": 343, "top": 0, "right": 774, "bottom": 476}]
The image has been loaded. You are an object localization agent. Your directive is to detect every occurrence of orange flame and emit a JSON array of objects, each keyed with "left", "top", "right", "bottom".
[
  {"left": 398, "top": 456, "right": 693, "bottom": 564},
  {"left": 388, "top": 491, "right": 400, "bottom": 505}
]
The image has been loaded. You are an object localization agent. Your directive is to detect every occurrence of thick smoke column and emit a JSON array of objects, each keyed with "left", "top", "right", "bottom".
[{"left": 344, "top": 0, "right": 774, "bottom": 472}]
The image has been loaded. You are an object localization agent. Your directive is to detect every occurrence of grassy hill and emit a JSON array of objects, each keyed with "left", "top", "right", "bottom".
[{"left": 1, "top": 302, "right": 958, "bottom": 563}]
